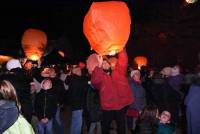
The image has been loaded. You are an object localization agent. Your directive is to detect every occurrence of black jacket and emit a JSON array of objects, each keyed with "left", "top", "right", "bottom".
[
  {"left": 85, "top": 84, "right": 102, "bottom": 122},
  {"left": 35, "top": 88, "right": 57, "bottom": 120},
  {"left": 0, "top": 68, "right": 32, "bottom": 122},
  {"left": 65, "top": 74, "right": 88, "bottom": 111}
]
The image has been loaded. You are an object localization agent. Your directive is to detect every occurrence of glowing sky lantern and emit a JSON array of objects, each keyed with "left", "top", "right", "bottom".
[
  {"left": 58, "top": 50, "right": 65, "bottom": 57},
  {"left": 185, "top": 0, "right": 198, "bottom": 4},
  {"left": 83, "top": 1, "right": 131, "bottom": 55},
  {"left": 21, "top": 28, "right": 47, "bottom": 61},
  {"left": 0, "top": 55, "right": 12, "bottom": 64},
  {"left": 134, "top": 56, "right": 148, "bottom": 70}
]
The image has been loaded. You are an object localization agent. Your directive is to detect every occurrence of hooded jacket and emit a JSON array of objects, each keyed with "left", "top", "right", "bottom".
[
  {"left": 0, "top": 100, "right": 18, "bottom": 134},
  {"left": 91, "top": 49, "right": 134, "bottom": 110},
  {"left": 0, "top": 100, "right": 34, "bottom": 134}
]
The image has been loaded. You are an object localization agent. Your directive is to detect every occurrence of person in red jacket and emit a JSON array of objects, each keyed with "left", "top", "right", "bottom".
[{"left": 87, "top": 49, "right": 134, "bottom": 134}]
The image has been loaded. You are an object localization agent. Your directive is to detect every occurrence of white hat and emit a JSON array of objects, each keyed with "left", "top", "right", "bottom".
[
  {"left": 6, "top": 59, "right": 22, "bottom": 71},
  {"left": 130, "top": 70, "right": 140, "bottom": 78},
  {"left": 171, "top": 66, "right": 180, "bottom": 76},
  {"left": 160, "top": 67, "right": 172, "bottom": 77}
]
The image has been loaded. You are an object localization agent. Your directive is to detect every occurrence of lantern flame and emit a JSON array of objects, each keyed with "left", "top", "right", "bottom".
[
  {"left": 109, "top": 50, "right": 116, "bottom": 56},
  {"left": 28, "top": 54, "right": 39, "bottom": 61}
]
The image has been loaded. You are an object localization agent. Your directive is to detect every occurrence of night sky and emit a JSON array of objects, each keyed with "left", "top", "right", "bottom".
[{"left": 0, "top": 0, "right": 200, "bottom": 69}]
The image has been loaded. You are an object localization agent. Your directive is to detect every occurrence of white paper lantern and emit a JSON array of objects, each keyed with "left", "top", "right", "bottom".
[{"left": 185, "top": 0, "right": 198, "bottom": 4}]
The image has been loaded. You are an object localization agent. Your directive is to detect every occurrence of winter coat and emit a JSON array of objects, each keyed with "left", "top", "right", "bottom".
[
  {"left": 168, "top": 74, "right": 184, "bottom": 98},
  {"left": 65, "top": 74, "right": 88, "bottom": 111},
  {"left": 51, "top": 77, "right": 66, "bottom": 105},
  {"left": 0, "top": 68, "right": 32, "bottom": 122},
  {"left": 35, "top": 88, "right": 57, "bottom": 120},
  {"left": 91, "top": 49, "right": 134, "bottom": 110},
  {"left": 185, "top": 77, "right": 200, "bottom": 134},
  {"left": 150, "top": 74, "right": 181, "bottom": 123},
  {"left": 0, "top": 100, "right": 34, "bottom": 134},
  {"left": 3, "top": 115, "right": 35, "bottom": 134},
  {"left": 85, "top": 84, "right": 102, "bottom": 122},
  {"left": 157, "top": 123, "right": 175, "bottom": 134},
  {"left": 129, "top": 80, "right": 146, "bottom": 111}
]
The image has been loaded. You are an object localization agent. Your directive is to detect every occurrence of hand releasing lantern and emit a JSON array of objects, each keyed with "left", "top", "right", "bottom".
[
  {"left": 21, "top": 28, "right": 47, "bottom": 61},
  {"left": 83, "top": 1, "right": 131, "bottom": 55},
  {"left": 134, "top": 56, "right": 148, "bottom": 70}
]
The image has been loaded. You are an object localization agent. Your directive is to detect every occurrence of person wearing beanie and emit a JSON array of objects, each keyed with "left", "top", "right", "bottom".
[
  {"left": 160, "top": 67, "right": 172, "bottom": 78},
  {"left": 6, "top": 59, "right": 22, "bottom": 71},
  {"left": 127, "top": 69, "right": 146, "bottom": 133},
  {"left": 0, "top": 59, "right": 33, "bottom": 123}
]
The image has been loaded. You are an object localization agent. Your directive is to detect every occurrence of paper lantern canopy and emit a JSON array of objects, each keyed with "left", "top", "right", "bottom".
[
  {"left": 83, "top": 1, "right": 131, "bottom": 55},
  {"left": 0, "top": 55, "right": 12, "bottom": 64},
  {"left": 134, "top": 56, "right": 148, "bottom": 69},
  {"left": 21, "top": 29, "right": 47, "bottom": 61}
]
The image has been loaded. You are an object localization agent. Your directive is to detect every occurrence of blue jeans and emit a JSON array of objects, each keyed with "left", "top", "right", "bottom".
[
  {"left": 36, "top": 119, "right": 53, "bottom": 134},
  {"left": 70, "top": 109, "right": 83, "bottom": 134},
  {"left": 54, "top": 106, "right": 64, "bottom": 134},
  {"left": 88, "top": 122, "right": 101, "bottom": 134},
  {"left": 127, "top": 116, "right": 137, "bottom": 130}
]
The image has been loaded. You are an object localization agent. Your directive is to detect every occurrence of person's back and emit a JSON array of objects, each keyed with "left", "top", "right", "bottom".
[
  {"left": 185, "top": 76, "right": 200, "bottom": 134},
  {"left": 0, "top": 80, "right": 34, "bottom": 134},
  {"left": 3, "top": 114, "right": 35, "bottom": 134},
  {"left": 0, "top": 61, "right": 33, "bottom": 123}
]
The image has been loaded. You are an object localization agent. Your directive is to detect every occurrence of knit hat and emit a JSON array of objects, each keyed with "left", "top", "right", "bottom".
[
  {"left": 86, "top": 53, "right": 99, "bottom": 74},
  {"left": 160, "top": 67, "right": 172, "bottom": 77},
  {"left": 6, "top": 59, "right": 22, "bottom": 71},
  {"left": 171, "top": 66, "right": 180, "bottom": 76},
  {"left": 130, "top": 70, "right": 140, "bottom": 78}
]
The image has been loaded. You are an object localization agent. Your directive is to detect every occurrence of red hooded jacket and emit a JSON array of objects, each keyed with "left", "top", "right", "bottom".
[{"left": 91, "top": 49, "right": 134, "bottom": 110}]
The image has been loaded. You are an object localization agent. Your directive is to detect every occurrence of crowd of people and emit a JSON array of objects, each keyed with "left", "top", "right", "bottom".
[{"left": 0, "top": 49, "right": 200, "bottom": 134}]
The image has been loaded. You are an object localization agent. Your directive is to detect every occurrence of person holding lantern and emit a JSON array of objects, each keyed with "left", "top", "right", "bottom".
[
  {"left": 84, "top": 1, "right": 133, "bottom": 133},
  {"left": 87, "top": 49, "right": 134, "bottom": 134}
]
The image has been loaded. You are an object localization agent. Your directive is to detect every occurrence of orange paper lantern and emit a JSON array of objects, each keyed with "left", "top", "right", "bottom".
[
  {"left": 21, "top": 28, "right": 47, "bottom": 61},
  {"left": 0, "top": 55, "right": 12, "bottom": 64},
  {"left": 134, "top": 56, "right": 148, "bottom": 69},
  {"left": 83, "top": 1, "right": 131, "bottom": 55}
]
